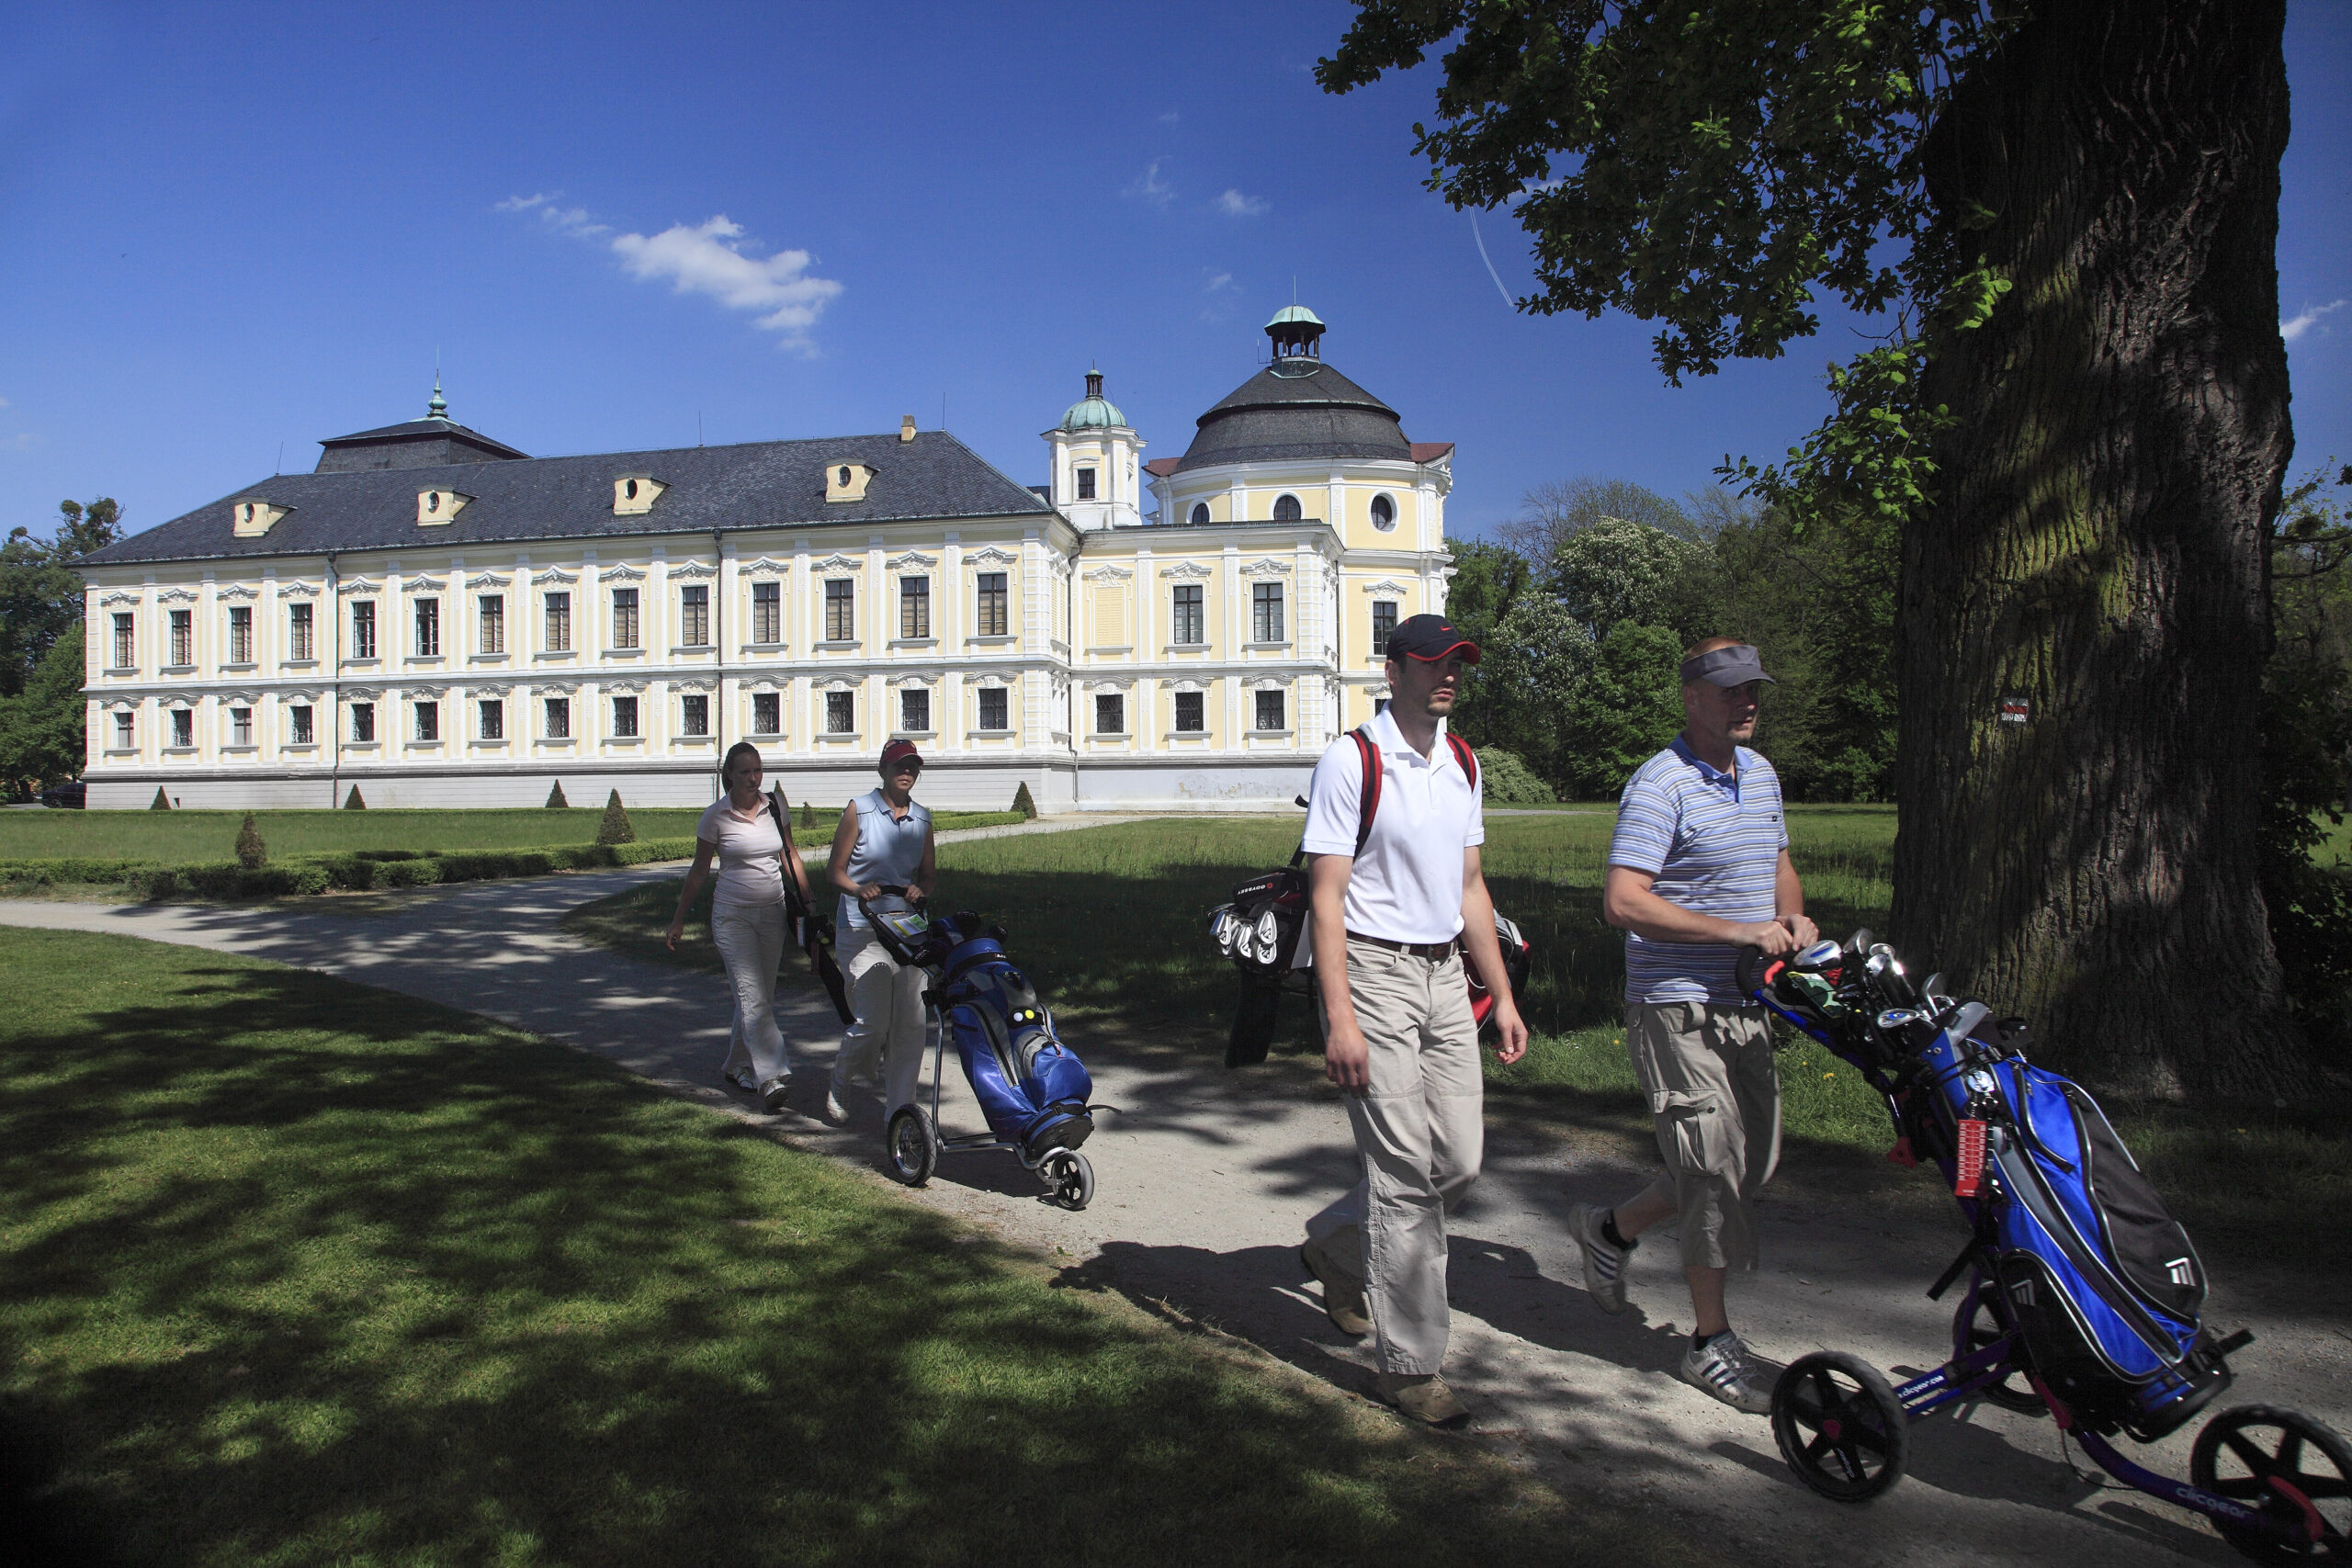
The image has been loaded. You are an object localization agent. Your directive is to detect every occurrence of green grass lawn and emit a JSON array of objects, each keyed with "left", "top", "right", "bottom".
[
  {"left": 0, "top": 929, "right": 1695, "bottom": 1568},
  {"left": 0, "top": 807, "right": 1021, "bottom": 867}
]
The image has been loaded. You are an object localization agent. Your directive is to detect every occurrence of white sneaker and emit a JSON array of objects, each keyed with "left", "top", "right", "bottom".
[
  {"left": 759, "top": 1077, "right": 791, "bottom": 1114},
  {"left": 1568, "top": 1202, "right": 1631, "bottom": 1314},
  {"left": 723, "top": 1066, "right": 757, "bottom": 1094},
  {"left": 821, "top": 1085, "right": 851, "bottom": 1125},
  {"left": 1680, "top": 1332, "right": 1773, "bottom": 1415}
]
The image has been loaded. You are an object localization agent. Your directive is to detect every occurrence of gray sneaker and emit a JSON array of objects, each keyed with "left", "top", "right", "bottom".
[
  {"left": 1300, "top": 1235, "right": 1372, "bottom": 1337},
  {"left": 759, "top": 1076, "right": 792, "bottom": 1114},
  {"left": 1568, "top": 1202, "right": 1631, "bottom": 1314},
  {"left": 1680, "top": 1332, "right": 1773, "bottom": 1415}
]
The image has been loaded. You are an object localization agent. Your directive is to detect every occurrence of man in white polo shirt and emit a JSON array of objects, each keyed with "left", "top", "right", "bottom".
[{"left": 1297, "top": 614, "right": 1528, "bottom": 1428}]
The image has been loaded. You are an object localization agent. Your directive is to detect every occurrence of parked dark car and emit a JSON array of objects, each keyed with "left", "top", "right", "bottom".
[{"left": 40, "top": 780, "right": 85, "bottom": 808}]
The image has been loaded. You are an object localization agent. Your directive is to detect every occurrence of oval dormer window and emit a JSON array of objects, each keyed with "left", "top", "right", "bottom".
[
  {"left": 1371, "top": 493, "right": 1396, "bottom": 532},
  {"left": 427, "top": 491, "right": 441, "bottom": 513},
  {"left": 624, "top": 479, "right": 639, "bottom": 500},
  {"left": 839, "top": 466, "right": 852, "bottom": 487},
  {"left": 242, "top": 503, "right": 254, "bottom": 523},
  {"left": 1190, "top": 502, "right": 1210, "bottom": 525},
  {"left": 1273, "top": 493, "right": 1303, "bottom": 522}
]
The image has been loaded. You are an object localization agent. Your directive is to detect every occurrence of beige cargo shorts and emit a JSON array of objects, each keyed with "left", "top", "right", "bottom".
[{"left": 1626, "top": 1000, "right": 1781, "bottom": 1270}]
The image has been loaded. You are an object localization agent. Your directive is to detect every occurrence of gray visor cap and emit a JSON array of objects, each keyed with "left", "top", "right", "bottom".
[{"left": 1679, "top": 644, "right": 1778, "bottom": 687}]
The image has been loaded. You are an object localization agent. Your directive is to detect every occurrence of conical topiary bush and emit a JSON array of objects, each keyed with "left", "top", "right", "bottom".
[
  {"left": 150, "top": 787, "right": 171, "bottom": 811},
  {"left": 546, "top": 779, "right": 569, "bottom": 808},
  {"left": 1012, "top": 782, "right": 1037, "bottom": 820},
  {"left": 798, "top": 798, "right": 815, "bottom": 830},
  {"left": 596, "top": 788, "right": 636, "bottom": 846},
  {"left": 344, "top": 784, "right": 367, "bottom": 809},
  {"left": 234, "top": 811, "right": 267, "bottom": 868}
]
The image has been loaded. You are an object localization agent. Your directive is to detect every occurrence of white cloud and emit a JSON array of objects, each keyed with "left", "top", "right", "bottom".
[
  {"left": 497, "top": 192, "right": 607, "bottom": 238},
  {"left": 1126, "top": 161, "right": 1173, "bottom": 206},
  {"left": 2282, "top": 299, "right": 2347, "bottom": 343},
  {"left": 1217, "top": 188, "right": 1268, "bottom": 218},
  {"left": 610, "top": 216, "right": 842, "bottom": 346},
  {"left": 1, "top": 432, "right": 41, "bottom": 452},
  {"left": 1159, "top": 110, "right": 1180, "bottom": 125},
  {"left": 1204, "top": 272, "right": 1234, "bottom": 294}
]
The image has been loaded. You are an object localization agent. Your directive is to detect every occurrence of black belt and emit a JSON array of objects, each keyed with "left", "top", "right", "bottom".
[{"left": 1347, "top": 931, "right": 1458, "bottom": 961}]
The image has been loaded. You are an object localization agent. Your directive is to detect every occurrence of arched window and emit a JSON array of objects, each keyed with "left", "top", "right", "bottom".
[
  {"left": 1189, "top": 502, "right": 1210, "bottom": 525},
  {"left": 1370, "top": 493, "right": 1396, "bottom": 531},
  {"left": 1272, "top": 493, "right": 1303, "bottom": 522}
]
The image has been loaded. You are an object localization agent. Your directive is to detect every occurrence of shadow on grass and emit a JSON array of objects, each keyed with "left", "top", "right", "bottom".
[{"left": 0, "top": 929, "right": 1702, "bottom": 1568}]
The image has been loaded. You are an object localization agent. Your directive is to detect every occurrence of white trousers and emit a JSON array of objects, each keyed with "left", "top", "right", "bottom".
[
  {"left": 1305, "top": 940, "right": 1485, "bottom": 1377},
  {"left": 711, "top": 900, "right": 793, "bottom": 1087},
  {"left": 831, "top": 926, "right": 928, "bottom": 1111}
]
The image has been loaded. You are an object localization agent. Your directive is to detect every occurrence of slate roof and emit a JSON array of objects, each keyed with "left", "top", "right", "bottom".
[
  {"left": 314, "top": 415, "right": 531, "bottom": 471},
  {"left": 1175, "top": 357, "right": 1418, "bottom": 474},
  {"left": 80, "top": 431, "right": 1056, "bottom": 569}
]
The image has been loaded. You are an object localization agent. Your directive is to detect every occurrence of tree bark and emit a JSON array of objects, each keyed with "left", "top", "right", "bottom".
[{"left": 1896, "top": 0, "right": 2304, "bottom": 1098}]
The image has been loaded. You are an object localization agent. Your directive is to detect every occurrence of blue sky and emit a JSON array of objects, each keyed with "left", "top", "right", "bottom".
[{"left": 4, "top": 2, "right": 2346, "bottom": 549}]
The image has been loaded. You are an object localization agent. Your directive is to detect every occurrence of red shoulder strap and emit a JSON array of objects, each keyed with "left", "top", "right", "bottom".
[
  {"left": 1352, "top": 728, "right": 1381, "bottom": 858},
  {"left": 1447, "top": 732, "right": 1478, "bottom": 791}
]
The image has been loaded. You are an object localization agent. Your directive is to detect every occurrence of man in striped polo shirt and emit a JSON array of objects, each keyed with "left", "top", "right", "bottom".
[{"left": 1569, "top": 637, "right": 1817, "bottom": 1414}]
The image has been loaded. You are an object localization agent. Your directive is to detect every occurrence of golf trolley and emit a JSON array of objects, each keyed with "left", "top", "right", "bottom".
[
  {"left": 860, "top": 890, "right": 1102, "bottom": 1212},
  {"left": 1742, "top": 931, "right": 2349, "bottom": 1561}
]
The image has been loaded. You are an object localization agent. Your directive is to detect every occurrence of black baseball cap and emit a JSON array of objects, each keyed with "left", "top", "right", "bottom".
[{"left": 1385, "top": 614, "right": 1481, "bottom": 664}]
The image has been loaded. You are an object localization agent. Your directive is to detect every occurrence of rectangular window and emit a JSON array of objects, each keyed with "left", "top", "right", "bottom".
[
  {"left": 825, "top": 579, "right": 854, "bottom": 641},
  {"left": 900, "top": 688, "right": 930, "bottom": 733},
  {"left": 976, "top": 572, "right": 1008, "bottom": 637},
  {"left": 1174, "top": 691, "right": 1204, "bottom": 732},
  {"left": 1171, "top": 584, "right": 1204, "bottom": 645},
  {"left": 479, "top": 595, "right": 504, "bottom": 654},
  {"left": 1251, "top": 582, "right": 1284, "bottom": 644},
  {"left": 544, "top": 696, "right": 571, "bottom": 739},
  {"left": 170, "top": 708, "right": 193, "bottom": 748},
  {"left": 1095, "top": 693, "right": 1125, "bottom": 735},
  {"left": 752, "top": 581, "right": 780, "bottom": 644},
  {"left": 170, "top": 609, "right": 193, "bottom": 666},
  {"left": 231, "top": 706, "right": 253, "bottom": 746},
  {"left": 289, "top": 705, "right": 313, "bottom": 745},
  {"left": 679, "top": 584, "right": 710, "bottom": 647},
  {"left": 752, "top": 692, "right": 780, "bottom": 735},
  {"left": 1371, "top": 600, "right": 1397, "bottom": 656},
  {"left": 350, "top": 602, "right": 376, "bottom": 660},
  {"left": 1255, "top": 689, "right": 1285, "bottom": 731},
  {"left": 112, "top": 613, "right": 134, "bottom": 669},
  {"left": 544, "top": 592, "right": 571, "bottom": 652},
  {"left": 414, "top": 701, "right": 438, "bottom": 742},
  {"left": 228, "top": 605, "right": 253, "bottom": 663},
  {"left": 413, "top": 598, "right": 440, "bottom": 658},
  {"left": 350, "top": 702, "right": 374, "bottom": 743},
  {"left": 978, "top": 686, "right": 1009, "bottom": 731},
  {"left": 612, "top": 588, "right": 639, "bottom": 649},
  {"left": 114, "top": 711, "right": 135, "bottom": 748},
  {"left": 478, "top": 700, "right": 502, "bottom": 741},
  {"left": 899, "top": 576, "right": 930, "bottom": 638},
  {"left": 680, "top": 694, "right": 709, "bottom": 737},
  {"left": 288, "top": 602, "right": 313, "bottom": 660},
  {"left": 612, "top": 695, "right": 639, "bottom": 738},
  {"left": 1076, "top": 467, "right": 1096, "bottom": 500},
  {"left": 825, "top": 690, "right": 854, "bottom": 734}
]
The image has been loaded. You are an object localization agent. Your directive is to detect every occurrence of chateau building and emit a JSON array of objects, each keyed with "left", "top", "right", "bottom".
[{"left": 75, "top": 310, "right": 1455, "bottom": 810}]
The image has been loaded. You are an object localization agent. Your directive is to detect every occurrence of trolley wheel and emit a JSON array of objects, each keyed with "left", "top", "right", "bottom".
[
  {"left": 2190, "top": 1404, "right": 2352, "bottom": 1562},
  {"left": 1952, "top": 1281, "right": 2044, "bottom": 1416},
  {"left": 1771, "top": 1351, "right": 1910, "bottom": 1503},
  {"left": 1042, "top": 1149, "right": 1093, "bottom": 1212},
  {"left": 885, "top": 1106, "right": 938, "bottom": 1188}
]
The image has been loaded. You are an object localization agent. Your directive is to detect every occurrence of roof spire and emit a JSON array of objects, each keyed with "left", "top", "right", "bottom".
[
  {"left": 1085, "top": 365, "right": 1104, "bottom": 400},
  {"left": 427, "top": 372, "right": 447, "bottom": 422}
]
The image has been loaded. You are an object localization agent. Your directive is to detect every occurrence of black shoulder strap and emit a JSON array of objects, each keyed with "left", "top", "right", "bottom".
[
  {"left": 1447, "top": 732, "right": 1478, "bottom": 791},
  {"left": 1352, "top": 728, "right": 1382, "bottom": 858}
]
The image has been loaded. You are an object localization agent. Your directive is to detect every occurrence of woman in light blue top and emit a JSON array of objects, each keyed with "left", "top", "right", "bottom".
[{"left": 821, "top": 739, "right": 937, "bottom": 1124}]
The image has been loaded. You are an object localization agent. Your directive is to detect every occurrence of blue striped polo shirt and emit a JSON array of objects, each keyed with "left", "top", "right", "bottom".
[{"left": 1607, "top": 737, "right": 1789, "bottom": 1005}]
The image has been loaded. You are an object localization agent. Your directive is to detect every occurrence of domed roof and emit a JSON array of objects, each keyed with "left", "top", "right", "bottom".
[
  {"left": 1266, "top": 304, "right": 1324, "bottom": 329},
  {"left": 1059, "top": 367, "right": 1126, "bottom": 432},
  {"left": 1173, "top": 356, "right": 1411, "bottom": 475}
]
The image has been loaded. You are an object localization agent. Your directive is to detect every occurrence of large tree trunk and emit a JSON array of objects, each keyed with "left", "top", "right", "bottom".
[{"left": 1895, "top": 0, "right": 2303, "bottom": 1099}]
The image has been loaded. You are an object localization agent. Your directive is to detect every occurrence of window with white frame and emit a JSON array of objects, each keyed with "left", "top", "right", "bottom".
[
  {"left": 1255, "top": 689, "right": 1285, "bottom": 731},
  {"left": 1251, "top": 582, "right": 1284, "bottom": 643},
  {"left": 289, "top": 705, "right": 313, "bottom": 744},
  {"left": 413, "top": 599, "right": 439, "bottom": 658},
  {"left": 824, "top": 580, "right": 854, "bottom": 641},
  {"left": 478, "top": 699, "right": 503, "bottom": 740},
  {"left": 752, "top": 581, "right": 780, "bottom": 644},
  {"left": 349, "top": 703, "right": 374, "bottom": 743},
  {"left": 544, "top": 696, "right": 571, "bottom": 739},
  {"left": 230, "top": 706, "right": 253, "bottom": 746},
  {"left": 112, "top": 613, "right": 134, "bottom": 669},
  {"left": 680, "top": 694, "right": 709, "bottom": 737},
  {"left": 288, "top": 602, "right": 313, "bottom": 660},
  {"left": 976, "top": 572, "right": 1008, "bottom": 637},
  {"left": 414, "top": 701, "right": 438, "bottom": 742},
  {"left": 228, "top": 605, "right": 253, "bottom": 663},
  {"left": 899, "top": 688, "right": 930, "bottom": 733},
  {"left": 977, "top": 686, "right": 1009, "bottom": 731},
  {"left": 1174, "top": 691, "right": 1204, "bottom": 732},
  {"left": 169, "top": 609, "right": 194, "bottom": 666},
  {"left": 349, "top": 602, "right": 375, "bottom": 660},
  {"left": 170, "top": 708, "right": 193, "bottom": 748},
  {"left": 679, "top": 585, "right": 709, "bottom": 647},
  {"left": 1171, "top": 584, "right": 1204, "bottom": 645},
  {"left": 752, "top": 693, "right": 781, "bottom": 735},
  {"left": 1095, "top": 693, "right": 1125, "bottom": 735},
  {"left": 479, "top": 594, "right": 504, "bottom": 654},
  {"left": 1272, "top": 493, "right": 1303, "bottom": 522},
  {"left": 612, "top": 695, "right": 639, "bottom": 738},
  {"left": 544, "top": 592, "right": 571, "bottom": 652},
  {"left": 1076, "top": 467, "right": 1096, "bottom": 500},
  {"left": 824, "top": 690, "right": 854, "bottom": 734},
  {"left": 900, "top": 576, "right": 930, "bottom": 638},
  {"left": 611, "top": 589, "right": 639, "bottom": 649},
  {"left": 1370, "top": 493, "right": 1397, "bottom": 532},
  {"left": 1372, "top": 600, "right": 1397, "bottom": 656},
  {"left": 1189, "top": 502, "right": 1210, "bottom": 525},
  {"left": 113, "top": 710, "right": 135, "bottom": 749}
]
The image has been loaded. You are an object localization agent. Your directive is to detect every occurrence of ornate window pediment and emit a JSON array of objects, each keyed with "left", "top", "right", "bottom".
[
  {"left": 742, "top": 558, "right": 790, "bottom": 576},
  {"left": 99, "top": 590, "right": 140, "bottom": 606},
  {"left": 821, "top": 678, "right": 858, "bottom": 693},
  {"left": 343, "top": 686, "right": 382, "bottom": 702},
  {"left": 889, "top": 672, "right": 938, "bottom": 689},
  {"left": 1160, "top": 560, "right": 1213, "bottom": 581},
  {"left": 217, "top": 584, "right": 259, "bottom": 603},
  {"left": 405, "top": 685, "right": 447, "bottom": 700},
  {"left": 810, "top": 554, "right": 861, "bottom": 573},
  {"left": 965, "top": 546, "right": 1018, "bottom": 566},
  {"left": 671, "top": 678, "right": 714, "bottom": 694},
  {"left": 1239, "top": 558, "right": 1294, "bottom": 579},
  {"left": 668, "top": 561, "right": 718, "bottom": 581},
  {"left": 600, "top": 564, "right": 646, "bottom": 582},
  {"left": 535, "top": 681, "right": 580, "bottom": 696},
  {"left": 158, "top": 586, "right": 199, "bottom": 604},
  {"left": 471, "top": 684, "right": 510, "bottom": 698},
  {"left": 1159, "top": 678, "right": 1208, "bottom": 693},
  {"left": 1250, "top": 676, "right": 1289, "bottom": 691},
  {"left": 277, "top": 582, "right": 320, "bottom": 600},
  {"left": 600, "top": 679, "right": 645, "bottom": 694},
  {"left": 531, "top": 569, "right": 575, "bottom": 587},
  {"left": 1089, "top": 678, "right": 1134, "bottom": 693},
  {"left": 1081, "top": 565, "right": 1132, "bottom": 582},
  {"left": 887, "top": 550, "right": 937, "bottom": 571},
  {"left": 465, "top": 572, "right": 507, "bottom": 591},
  {"left": 1361, "top": 578, "right": 1412, "bottom": 595}
]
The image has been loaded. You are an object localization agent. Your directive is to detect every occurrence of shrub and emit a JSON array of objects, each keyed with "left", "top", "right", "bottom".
[
  {"left": 1476, "top": 749, "right": 1555, "bottom": 806},
  {"left": 597, "top": 788, "right": 636, "bottom": 845},
  {"left": 344, "top": 784, "right": 367, "bottom": 809},
  {"left": 799, "top": 798, "right": 816, "bottom": 830},
  {"left": 234, "top": 811, "right": 267, "bottom": 868},
  {"left": 150, "top": 787, "right": 171, "bottom": 811},
  {"left": 546, "top": 780, "right": 569, "bottom": 808},
  {"left": 1012, "top": 782, "right": 1037, "bottom": 820}
]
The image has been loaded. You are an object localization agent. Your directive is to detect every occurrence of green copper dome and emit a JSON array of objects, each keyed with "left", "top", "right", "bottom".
[
  {"left": 1059, "top": 367, "right": 1126, "bottom": 431},
  {"left": 1265, "top": 305, "right": 1324, "bottom": 329}
]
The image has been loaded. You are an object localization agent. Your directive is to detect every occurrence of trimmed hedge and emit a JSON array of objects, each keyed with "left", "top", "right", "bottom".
[{"left": 0, "top": 835, "right": 701, "bottom": 900}]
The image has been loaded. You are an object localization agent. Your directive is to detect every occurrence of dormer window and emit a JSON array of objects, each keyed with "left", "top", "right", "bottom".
[
  {"left": 826, "top": 463, "right": 877, "bottom": 503},
  {"left": 232, "top": 499, "right": 289, "bottom": 537},
  {"left": 415, "top": 489, "right": 471, "bottom": 525},
  {"left": 1190, "top": 502, "right": 1210, "bottom": 525},
  {"left": 612, "top": 474, "right": 666, "bottom": 515}
]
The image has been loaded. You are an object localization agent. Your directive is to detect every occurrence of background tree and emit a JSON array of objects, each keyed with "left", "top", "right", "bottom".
[
  {"left": 1545, "top": 516, "right": 1715, "bottom": 645},
  {"left": 0, "top": 499, "right": 122, "bottom": 796},
  {"left": 1323, "top": 1, "right": 2305, "bottom": 1096},
  {"left": 1475, "top": 592, "right": 1593, "bottom": 784},
  {"left": 1501, "top": 475, "right": 1702, "bottom": 564},
  {"left": 1430, "top": 538, "right": 1528, "bottom": 757},
  {"left": 1558, "top": 622, "right": 1684, "bottom": 800},
  {"left": 0, "top": 631, "right": 93, "bottom": 796}
]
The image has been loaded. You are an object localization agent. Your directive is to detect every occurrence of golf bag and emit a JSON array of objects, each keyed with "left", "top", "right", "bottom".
[
  {"left": 764, "top": 785, "right": 854, "bottom": 1024},
  {"left": 1747, "top": 937, "right": 2231, "bottom": 1441},
  {"left": 1209, "top": 728, "right": 1532, "bottom": 1066}
]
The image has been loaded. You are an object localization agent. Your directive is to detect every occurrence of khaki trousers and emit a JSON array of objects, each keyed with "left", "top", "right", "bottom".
[
  {"left": 1624, "top": 1000, "right": 1781, "bottom": 1270},
  {"left": 1305, "top": 938, "right": 1485, "bottom": 1376}
]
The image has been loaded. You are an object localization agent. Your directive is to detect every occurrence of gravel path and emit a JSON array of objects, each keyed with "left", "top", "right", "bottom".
[{"left": 4, "top": 853, "right": 2345, "bottom": 1568}]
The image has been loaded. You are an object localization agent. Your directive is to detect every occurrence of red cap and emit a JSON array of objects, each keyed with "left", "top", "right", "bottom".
[{"left": 879, "top": 739, "right": 924, "bottom": 773}]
